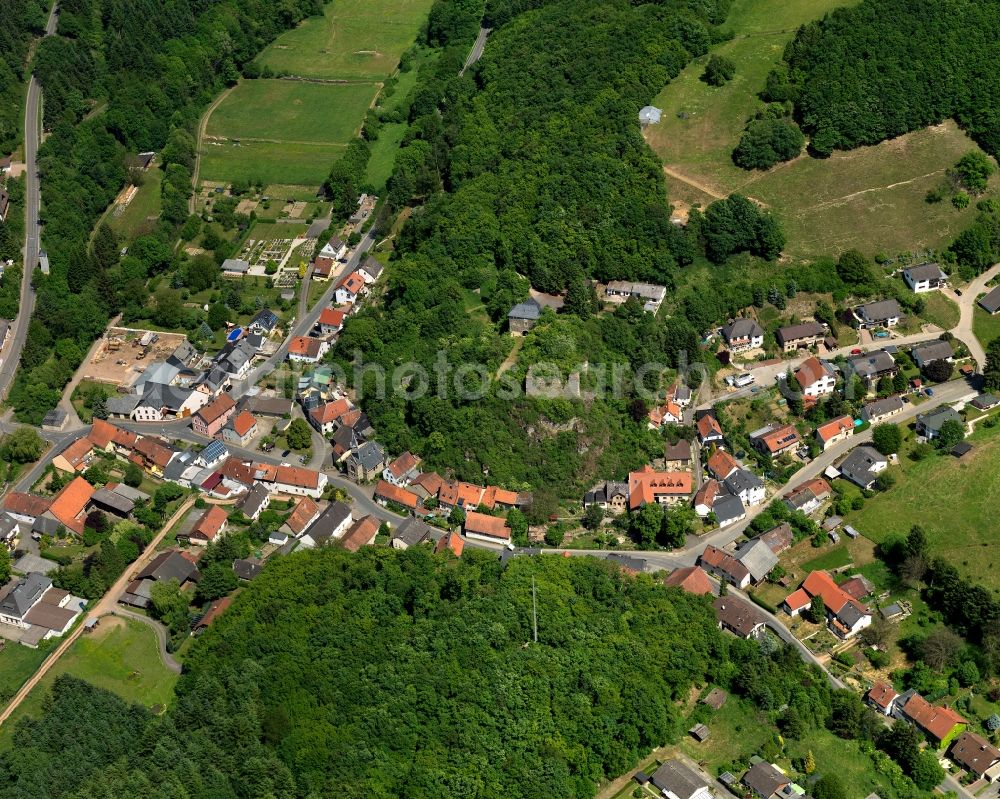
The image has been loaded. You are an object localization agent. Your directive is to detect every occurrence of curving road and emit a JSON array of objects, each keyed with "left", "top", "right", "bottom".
[
  {"left": 0, "top": 3, "right": 58, "bottom": 401},
  {"left": 944, "top": 261, "right": 1000, "bottom": 370},
  {"left": 460, "top": 27, "right": 490, "bottom": 76},
  {"left": 112, "top": 607, "right": 182, "bottom": 674}
]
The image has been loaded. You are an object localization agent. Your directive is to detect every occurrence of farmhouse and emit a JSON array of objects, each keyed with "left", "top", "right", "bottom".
[
  {"left": 854, "top": 298, "right": 902, "bottom": 328},
  {"left": 757, "top": 522, "right": 794, "bottom": 554},
  {"left": 903, "top": 262, "right": 947, "bottom": 292},
  {"left": 698, "top": 545, "right": 751, "bottom": 589},
  {"left": 732, "top": 538, "right": 778, "bottom": 583},
  {"left": 373, "top": 480, "right": 419, "bottom": 512},
  {"left": 283, "top": 497, "right": 321, "bottom": 537},
  {"left": 647, "top": 400, "right": 682, "bottom": 428},
  {"left": 706, "top": 449, "right": 739, "bottom": 481},
  {"left": 382, "top": 451, "right": 422, "bottom": 487},
  {"left": 299, "top": 502, "right": 353, "bottom": 548},
  {"left": 340, "top": 515, "right": 380, "bottom": 553},
  {"left": 712, "top": 493, "right": 746, "bottom": 527},
  {"left": 721, "top": 318, "right": 764, "bottom": 352},
  {"left": 309, "top": 397, "right": 352, "bottom": 434},
  {"left": 237, "top": 483, "right": 271, "bottom": 521},
  {"left": 775, "top": 320, "right": 825, "bottom": 352},
  {"left": 0, "top": 572, "right": 82, "bottom": 644},
  {"left": 866, "top": 683, "right": 899, "bottom": 716},
  {"left": 222, "top": 410, "right": 259, "bottom": 447},
  {"left": 723, "top": 468, "right": 765, "bottom": 506},
  {"left": 664, "top": 439, "right": 692, "bottom": 469},
  {"left": 794, "top": 356, "right": 836, "bottom": 397},
  {"left": 182, "top": 505, "right": 229, "bottom": 546},
  {"left": 463, "top": 511, "right": 510, "bottom": 544},
  {"left": 782, "top": 478, "right": 831, "bottom": 514},
  {"left": 391, "top": 518, "right": 435, "bottom": 549},
  {"left": 53, "top": 437, "right": 95, "bottom": 473},
  {"left": 434, "top": 530, "right": 464, "bottom": 558}
]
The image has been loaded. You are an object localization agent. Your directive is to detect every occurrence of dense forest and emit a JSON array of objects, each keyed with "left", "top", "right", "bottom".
[
  {"left": 781, "top": 0, "right": 1000, "bottom": 157},
  {"left": 7, "top": 0, "right": 325, "bottom": 422},
  {"left": 0, "top": 549, "right": 927, "bottom": 799},
  {"left": 330, "top": 0, "right": 794, "bottom": 499},
  {"left": 0, "top": 0, "right": 46, "bottom": 154}
]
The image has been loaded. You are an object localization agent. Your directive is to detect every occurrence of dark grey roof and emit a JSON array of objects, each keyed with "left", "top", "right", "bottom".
[
  {"left": 980, "top": 285, "right": 1000, "bottom": 314},
  {"left": 916, "top": 405, "right": 962, "bottom": 435},
  {"left": 238, "top": 483, "right": 270, "bottom": 518},
  {"left": 508, "top": 298, "right": 541, "bottom": 321},
  {"left": 251, "top": 308, "right": 279, "bottom": 332},
  {"left": 137, "top": 551, "right": 199, "bottom": 584},
  {"left": 724, "top": 468, "right": 764, "bottom": 496},
  {"left": 169, "top": 340, "right": 198, "bottom": 366},
  {"left": 393, "top": 517, "right": 435, "bottom": 547},
  {"left": 361, "top": 256, "right": 383, "bottom": 279},
  {"left": 713, "top": 493, "right": 746, "bottom": 525},
  {"left": 111, "top": 484, "right": 150, "bottom": 503},
  {"left": 0, "top": 573, "right": 51, "bottom": 619},
  {"left": 89, "top": 488, "right": 134, "bottom": 515},
  {"left": 912, "top": 340, "right": 953, "bottom": 365},
  {"left": 776, "top": 321, "right": 825, "bottom": 344},
  {"left": 606, "top": 553, "right": 648, "bottom": 573},
  {"left": 838, "top": 446, "right": 887, "bottom": 489},
  {"left": 722, "top": 318, "right": 764, "bottom": 341},
  {"left": 348, "top": 441, "right": 386, "bottom": 471},
  {"left": 584, "top": 481, "right": 628, "bottom": 505},
  {"left": 743, "top": 761, "right": 788, "bottom": 797},
  {"left": 42, "top": 408, "right": 67, "bottom": 427},
  {"left": 105, "top": 394, "right": 143, "bottom": 416},
  {"left": 973, "top": 393, "right": 1000, "bottom": 409},
  {"left": 904, "top": 263, "right": 946, "bottom": 283},
  {"left": 848, "top": 350, "right": 897, "bottom": 381},
  {"left": 837, "top": 600, "right": 869, "bottom": 629},
  {"left": 233, "top": 558, "right": 263, "bottom": 580},
  {"left": 856, "top": 299, "right": 901, "bottom": 323},
  {"left": 862, "top": 395, "right": 904, "bottom": 420},
  {"left": 140, "top": 382, "right": 192, "bottom": 412},
  {"left": 0, "top": 514, "right": 18, "bottom": 539},
  {"left": 246, "top": 396, "right": 293, "bottom": 416},
  {"left": 307, "top": 501, "right": 353, "bottom": 544},
  {"left": 198, "top": 366, "right": 230, "bottom": 392},
  {"left": 32, "top": 516, "right": 62, "bottom": 536},
  {"left": 649, "top": 759, "right": 707, "bottom": 799},
  {"left": 163, "top": 449, "right": 197, "bottom": 481}
]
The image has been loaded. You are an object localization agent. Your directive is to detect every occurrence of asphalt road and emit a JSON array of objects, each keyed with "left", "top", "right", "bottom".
[
  {"left": 461, "top": 27, "right": 490, "bottom": 75},
  {"left": 0, "top": 4, "right": 58, "bottom": 402}
]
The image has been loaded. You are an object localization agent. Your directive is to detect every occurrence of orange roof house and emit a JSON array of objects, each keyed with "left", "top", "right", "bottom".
[
  {"left": 53, "top": 437, "right": 94, "bottom": 473},
  {"left": 900, "top": 694, "right": 967, "bottom": 746},
  {"left": 385, "top": 451, "right": 422, "bottom": 482},
  {"left": 195, "top": 596, "right": 233, "bottom": 630},
  {"left": 2, "top": 492, "right": 52, "bottom": 519},
  {"left": 706, "top": 449, "right": 739, "bottom": 480},
  {"left": 88, "top": 419, "right": 117, "bottom": 450},
  {"left": 754, "top": 424, "right": 801, "bottom": 456},
  {"left": 47, "top": 476, "right": 96, "bottom": 535},
  {"left": 438, "top": 480, "right": 486, "bottom": 511},
  {"left": 232, "top": 411, "right": 257, "bottom": 436},
  {"left": 284, "top": 497, "right": 321, "bottom": 535},
  {"left": 310, "top": 398, "right": 351, "bottom": 429},
  {"left": 698, "top": 544, "right": 751, "bottom": 588},
  {"left": 481, "top": 485, "right": 519, "bottom": 509},
  {"left": 697, "top": 414, "right": 724, "bottom": 443},
  {"left": 627, "top": 465, "right": 692, "bottom": 509},
  {"left": 187, "top": 505, "right": 228, "bottom": 544},
  {"left": 463, "top": 511, "right": 510, "bottom": 541},
  {"left": 288, "top": 336, "right": 325, "bottom": 360},
  {"left": 815, "top": 415, "right": 854, "bottom": 447},
  {"left": 374, "top": 479, "right": 419, "bottom": 510},
  {"left": 866, "top": 683, "right": 899, "bottom": 715},
  {"left": 783, "top": 570, "right": 872, "bottom": 639},
  {"left": 318, "top": 307, "right": 346, "bottom": 330},
  {"left": 337, "top": 272, "right": 365, "bottom": 296},
  {"left": 648, "top": 401, "right": 682, "bottom": 427},
  {"left": 340, "top": 515, "right": 379, "bottom": 552},
  {"left": 435, "top": 531, "right": 465, "bottom": 557},
  {"left": 664, "top": 565, "right": 713, "bottom": 595}
]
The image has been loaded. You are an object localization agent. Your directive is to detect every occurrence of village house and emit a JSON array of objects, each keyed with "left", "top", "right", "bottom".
[
  {"left": 757, "top": 521, "right": 794, "bottom": 554},
  {"left": 742, "top": 761, "right": 790, "bottom": 799},
  {"left": 664, "top": 439, "right": 692, "bottom": 470},
  {"left": 192, "top": 394, "right": 237, "bottom": 438},
  {"left": 949, "top": 731, "right": 1000, "bottom": 781},
  {"left": 222, "top": 410, "right": 259, "bottom": 447},
  {"left": 837, "top": 445, "right": 888, "bottom": 489},
  {"left": 52, "top": 437, "right": 95, "bottom": 473},
  {"left": 2, "top": 492, "right": 52, "bottom": 526},
  {"left": 866, "top": 683, "right": 899, "bottom": 716},
  {"left": 854, "top": 298, "right": 902, "bottom": 328},
  {"left": 358, "top": 257, "right": 383, "bottom": 284},
  {"left": 794, "top": 356, "right": 837, "bottom": 397},
  {"left": 507, "top": 298, "right": 542, "bottom": 336},
  {"left": 847, "top": 350, "right": 899, "bottom": 388},
  {"left": 248, "top": 309, "right": 280, "bottom": 337},
  {"left": 335, "top": 272, "right": 366, "bottom": 305},
  {"left": 345, "top": 440, "right": 388, "bottom": 482},
  {"left": 382, "top": 451, "right": 422, "bottom": 487},
  {"left": 698, "top": 545, "right": 751, "bottom": 589},
  {"left": 696, "top": 413, "right": 725, "bottom": 446},
  {"left": 750, "top": 424, "right": 801, "bottom": 457},
  {"left": 815, "top": 415, "right": 854, "bottom": 451},
  {"left": 374, "top": 480, "right": 420, "bottom": 513},
  {"left": 720, "top": 318, "right": 764, "bottom": 352},
  {"left": 120, "top": 550, "right": 200, "bottom": 609},
  {"left": 665, "top": 382, "right": 692, "bottom": 408},
  {"left": 265, "top": 465, "right": 327, "bottom": 498},
  {"left": 287, "top": 336, "right": 329, "bottom": 364},
  {"left": 712, "top": 492, "right": 747, "bottom": 527},
  {"left": 44, "top": 476, "right": 96, "bottom": 535},
  {"left": 311, "top": 256, "right": 335, "bottom": 281},
  {"left": 664, "top": 565, "right": 714, "bottom": 595},
  {"left": 713, "top": 596, "right": 766, "bottom": 640},
  {"left": 706, "top": 449, "right": 739, "bottom": 481},
  {"left": 903, "top": 262, "right": 947, "bottom": 293},
  {"left": 861, "top": 395, "right": 904, "bottom": 424},
  {"left": 317, "top": 307, "right": 347, "bottom": 337},
  {"left": 409, "top": 471, "right": 444, "bottom": 501},
  {"left": 979, "top": 285, "right": 1000, "bottom": 315},
  {"left": 299, "top": 502, "right": 353, "bottom": 548},
  {"left": 648, "top": 760, "right": 712, "bottom": 799},
  {"left": 916, "top": 405, "right": 963, "bottom": 440},
  {"left": 182, "top": 505, "right": 229, "bottom": 546},
  {"left": 282, "top": 497, "right": 321, "bottom": 537},
  {"left": 309, "top": 397, "right": 352, "bottom": 434},
  {"left": 723, "top": 468, "right": 765, "bottom": 506},
  {"left": 434, "top": 530, "right": 464, "bottom": 558},
  {"left": 628, "top": 466, "right": 692, "bottom": 509},
  {"left": 237, "top": 483, "right": 271, "bottom": 521},
  {"left": 647, "top": 400, "right": 682, "bottom": 429},
  {"left": 775, "top": 320, "right": 825, "bottom": 353},
  {"left": 898, "top": 692, "right": 967, "bottom": 748},
  {"left": 604, "top": 281, "right": 667, "bottom": 313},
  {"left": 0, "top": 573, "right": 81, "bottom": 645},
  {"left": 972, "top": 392, "right": 1000, "bottom": 411},
  {"left": 912, "top": 339, "right": 954, "bottom": 370},
  {"left": 463, "top": 511, "right": 511, "bottom": 545},
  {"left": 583, "top": 481, "right": 629, "bottom": 514},
  {"left": 340, "top": 515, "right": 380, "bottom": 553},
  {"left": 782, "top": 478, "right": 831, "bottom": 515},
  {"left": 783, "top": 570, "right": 872, "bottom": 639},
  {"left": 319, "top": 235, "right": 347, "bottom": 261},
  {"left": 732, "top": 538, "right": 778, "bottom": 583},
  {"left": 391, "top": 517, "right": 435, "bottom": 549},
  {"left": 693, "top": 479, "right": 721, "bottom": 518}
]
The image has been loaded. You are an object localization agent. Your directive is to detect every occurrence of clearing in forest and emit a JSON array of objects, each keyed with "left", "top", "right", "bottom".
[
  {"left": 254, "top": 0, "right": 436, "bottom": 80},
  {"left": 644, "top": 0, "right": 998, "bottom": 259}
]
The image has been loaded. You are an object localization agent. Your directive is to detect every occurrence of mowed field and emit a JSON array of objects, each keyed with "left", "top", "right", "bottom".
[
  {"left": 255, "top": 0, "right": 436, "bottom": 80},
  {"left": 848, "top": 420, "right": 1000, "bottom": 589},
  {"left": 200, "top": 80, "right": 376, "bottom": 186},
  {"left": 644, "top": 0, "right": 998, "bottom": 260}
]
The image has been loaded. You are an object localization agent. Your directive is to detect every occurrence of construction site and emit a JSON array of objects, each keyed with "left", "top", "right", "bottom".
[{"left": 80, "top": 328, "right": 192, "bottom": 390}]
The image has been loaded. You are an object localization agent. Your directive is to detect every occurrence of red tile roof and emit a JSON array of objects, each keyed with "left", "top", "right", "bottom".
[
  {"left": 697, "top": 414, "right": 723, "bottom": 440},
  {"left": 438, "top": 480, "right": 485, "bottom": 509},
  {"left": 481, "top": 485, "right": 519, "bottom": 508},
  {"left": 795, "top": 356, "right": 831, "bottom": 390},
  {"left": 340, "top": 515, "right": 379, "bottom": 552},
  {"left": 411, "top": 472, "right": 445, "bottom": 495},
  {"left": 230, "top": 410, "right": 257, "bottom": 437},
  {"left": 2, "top": 492, "right": 52, "bottom": 518},
  {"left": 273, "top": 465, "right": 321, "bottom": 490},
  {"left": 48, "top": 476, "right": 96, "bottom": 534},
  {"left": 310, "top": 398, "right": 351, "bottom": 426},
  {"left": 56, "top": 437, "right": 93, "bottom": 470},
  {"left": 192, "top": 506, "right": 228, "bottom": 541},
  {"left": 288, "top": 336, "right": 323, "bottom": 358},
  {"left": 196, "top": 595, "right": 233, "bottom": 628},
  {"left": 285, "top": 497, "right": 321, "bottom": 534},
  {"left": 816, "top": 414, "right": 853, "bottom": 443},
  {"left": 386, "top": 451, "right": 421, "bottom": 480},
  {"left": 374, "top": 480, "right": 419, "bottom": 509},
  {"left": 133, "top": 436, "right": 175, "bottom": 467},
  {"left": 627, "top": 466, "right": 692, "bottom": 509},
  {"left": 434, "top": 531, "right": 464, "bottom": 557},
  {"left": 699, "top": 545, "right": 750, "bottom": 584},
  {"left": 312, "top": 256, "right": 335, "bottom": 277},
  {"left": 866, "top": 682, "right": 898, "bottom": 711},
  {"left": 693, "top": 478, "right": 720, "bottom": 509},
  {"left": 706, "top": 449, "right": 739, "bottom": 479},
  {"left": 463, "top": 510, "right": 510, "bottom": 540},
  {"left": 318, "top": 307, "right": 346, "bottom": 328},
  {"left": 757, "top": 424, "right": 801, "bottom": 454},
  {"left": 902, "top": 694, "right": 967, "bottom": 742},
  {"left": 197, "top": 394, "right": 236, "bottom": 425},
  {"left": 337, "top": 272, "right": 365, "bottom": 295},
  {"left": 664, "top": 566, "right": 713, "bottom": 595},
  {"left": 88, "top": 419, "right": 117, "bottom": 449}
]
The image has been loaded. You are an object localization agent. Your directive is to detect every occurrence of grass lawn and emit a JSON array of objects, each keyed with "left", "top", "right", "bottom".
[
  {"left": 254, "top": 0, "right": 436, "bottom": 80},
  {"left": 847, "top": 419, "right": 1000, "bottom": 587},
  {"left": 71, "top": 378, "right": 114, "bottom": 423},
  {"left": 366, "top": 121, "right": 407, "bottom": 190},
  {"left": 110, "top": 166, "right": 163, "bottom": 241},
  {"left": 206, "top": 80, "right": 377, "bottom": 144},
  {"left": 644, "top": 0, "right": 998, "bottom": 260},
  {"left": 918, "top": 290, "right": 960, "bottom": 331},
  {"left": 677, "top": 695, "right": 771, "bottom": 773},
  {"left": 972, "top": 306, "right": 1000, "bottom": 352},
  {"left": 801, "top": 545, "right": 852, "bottom": 573},
  {"left": 0, "top": 617, "right": 179, "bottom": 748},
  {"left": 200, "top": 139, "right": 347, "bottom": 188},
  {"left": 784, "top": 729, "right": 898, "bottom": 798},
  {"left": 0, "top": 644, "right": 49, "bottom": 709}
]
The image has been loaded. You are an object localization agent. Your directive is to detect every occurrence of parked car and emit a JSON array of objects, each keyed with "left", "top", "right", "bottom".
[
  {"left": 955, "top": 289, "right": 963, "bottom": 296},
  {"left": 281, "top": 449, "right": 290, "bottom": 457},
  {"left": 851, "top": 348, "right": 863, "bottom": 355},
  {"left": 925, "top": 388, "right": 934, "bottom": 396}
]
